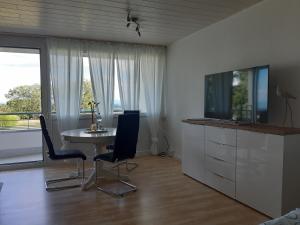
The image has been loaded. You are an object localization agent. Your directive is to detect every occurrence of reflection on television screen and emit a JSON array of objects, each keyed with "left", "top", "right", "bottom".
[{"left": 204, "top": 65, "right": 269, "bottom": 123}]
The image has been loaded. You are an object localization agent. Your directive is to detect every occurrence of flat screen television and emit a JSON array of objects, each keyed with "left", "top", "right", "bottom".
[{"left": 204, "top": 65, "right": 269, "bottom": 123}]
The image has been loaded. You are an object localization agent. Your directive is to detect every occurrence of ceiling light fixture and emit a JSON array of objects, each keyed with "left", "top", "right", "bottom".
[{"left": 126, "top": 10, "right": 141, "bottom": 37}]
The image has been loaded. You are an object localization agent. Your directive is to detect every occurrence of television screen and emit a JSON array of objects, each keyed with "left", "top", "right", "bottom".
[{"left": 204, "top": 65, "right": 269, "bottom": 123}]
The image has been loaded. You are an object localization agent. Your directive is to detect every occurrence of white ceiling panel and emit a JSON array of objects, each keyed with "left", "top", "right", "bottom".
[{"left": 0, "top": 0, "right": 263, "bottom": 45}]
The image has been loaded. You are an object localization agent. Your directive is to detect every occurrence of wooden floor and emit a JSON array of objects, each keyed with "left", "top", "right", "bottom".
[{"left": 0, "top": 156, "right": 268, "bottom": 225}]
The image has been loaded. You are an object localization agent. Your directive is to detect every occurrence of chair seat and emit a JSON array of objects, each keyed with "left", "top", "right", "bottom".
[
  {"left": 94, "top": 152, "right": 115, "bottom": 162},
  {"left": 52, "top": 149, "right": 87, "bottom": 160}
]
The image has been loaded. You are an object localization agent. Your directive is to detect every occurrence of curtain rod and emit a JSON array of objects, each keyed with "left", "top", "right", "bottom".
[{"left": 0, "top": 31, "right": 167, "bottom": 48}]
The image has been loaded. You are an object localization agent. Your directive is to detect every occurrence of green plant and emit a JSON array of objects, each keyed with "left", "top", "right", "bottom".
[{"left": 0, "top": 115, "right": 20, "bottom": 127}]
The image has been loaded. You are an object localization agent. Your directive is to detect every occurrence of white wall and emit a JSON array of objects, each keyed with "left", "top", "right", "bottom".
[{"left": 166, "top": 0, "right": 300, "bottom": 158}]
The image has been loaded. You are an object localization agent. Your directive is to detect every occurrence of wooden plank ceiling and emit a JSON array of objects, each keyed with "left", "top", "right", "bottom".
[{"left": 0, "top": 0, "right": 263, "bottom": 45}]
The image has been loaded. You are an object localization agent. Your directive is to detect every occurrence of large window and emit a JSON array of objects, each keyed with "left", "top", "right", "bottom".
[
  {"left": 0, "top": 47, "right": 41, "bottom": 129},
  {"left": 51, "top": 57, "right": 122, "bottom": 113},
  {"left": 81, "top": 57, "right": 121, "bottom": 112}
]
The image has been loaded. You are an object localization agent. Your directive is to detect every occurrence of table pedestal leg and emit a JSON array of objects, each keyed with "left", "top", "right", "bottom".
[{"left": 81, "top": 143, "right": 105, "bottom": 191}]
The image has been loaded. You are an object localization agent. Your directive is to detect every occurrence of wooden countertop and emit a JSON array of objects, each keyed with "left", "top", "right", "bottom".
[{"left": 182, "top": 119, "right": 300, "bottom": 135}]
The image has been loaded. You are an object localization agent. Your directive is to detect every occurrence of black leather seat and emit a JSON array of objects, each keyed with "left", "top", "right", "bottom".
[
  {"left": 54, "top": 149, "right": 86, "bottom": 160},
  {"left": 94, "top": 113, "right": 140, "bottom": 196},
  {"left": 94, "top": 152, "right": 114, "bottom": 162},
  {"left": 39, "top": 114, "right": 86, "bottom": 191},
  {"left": 106, "top": 110, "right": 140, "bottom": 151},
  {"left": 40, "top": 115, "right": 86, "bottom": 161}
]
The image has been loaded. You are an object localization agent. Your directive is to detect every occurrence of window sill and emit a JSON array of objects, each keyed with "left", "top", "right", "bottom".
[{"left": 50, "top": 112, "right": 147, "bottom": 120}]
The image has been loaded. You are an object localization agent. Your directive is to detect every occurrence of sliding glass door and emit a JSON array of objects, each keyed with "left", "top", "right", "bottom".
[{"left": 0, "top": 47, "right": 43, "bottom": 165}]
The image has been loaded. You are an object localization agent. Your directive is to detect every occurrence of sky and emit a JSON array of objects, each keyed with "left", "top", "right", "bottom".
[
  {"left": 0, "top": 51, "right": 40, "bottom": 104},
  {"left": 0, "top": 51, "right": 120, "bottom": 105}
]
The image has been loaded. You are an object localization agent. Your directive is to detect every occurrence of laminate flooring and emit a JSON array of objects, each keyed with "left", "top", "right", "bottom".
[{"left": 0, "top": 156, "right": 268, "bottom": 225}]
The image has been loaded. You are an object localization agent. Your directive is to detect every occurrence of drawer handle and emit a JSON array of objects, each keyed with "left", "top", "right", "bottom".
[
  {"left": 208, "top": 140, "right": 236, "bottom": 148},
  {"left": 209, "top": 140, "right": 222, "bottom": 145},
  {"left": 210, "top": 156, "right": 226, "bottom": 162},
  {"left": 211, "top": 171, "right": 234, "bottom": 182},
  {"left": 212, "top": 172, "right": 225, "bottom": 179},
  {"left": 209, "top": 140, "right": 231, "bottom": 147}
]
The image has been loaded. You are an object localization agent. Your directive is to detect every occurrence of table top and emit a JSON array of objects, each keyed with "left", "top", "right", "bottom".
[{"left": 61, "top": 128, "right": 116, "bottom": 144}]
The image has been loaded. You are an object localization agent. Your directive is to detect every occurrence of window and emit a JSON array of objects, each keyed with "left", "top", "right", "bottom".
[
  {"left": 0, "top": 47, "right": 41, "bottom": 129},
  {"left": 81, "top": 57, "right": 121, "bottom": 112},
  {"left": 81, "top": 57, "right": 93, "bottom": 112},
  {"left": 51, "top": 57, "right": 122, "bottom": 113},
  {"left": 0, "top": 47, "right": 43, "bottom": 165}
]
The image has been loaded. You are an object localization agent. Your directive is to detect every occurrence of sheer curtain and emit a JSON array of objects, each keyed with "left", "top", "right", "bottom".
[
  {"left": 48, "top": 37, "right": 166, "bottom": 155},
  {"left": 115, "top": 45, "right": 140, "bottom": 110},
  {"left": 140, "top": 46, "right": 166, "bottom": 155},
  {"left": 47, "top": 38, "right": 83, "bottom": 133},
  {"left": 87, "top": 42, "right": 114, "bottom": 127}
]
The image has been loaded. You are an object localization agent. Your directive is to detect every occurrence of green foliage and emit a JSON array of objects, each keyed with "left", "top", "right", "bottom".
[
  {"left": 232, "top": 72, "right": 251, "bottom": 120},
  {"left": 1, "top": 81, "right": 94, "bottom": 115},
  {"left": 0, "top": 104, "right": 9, "bottom": 113},
  {"left": 4, "top": 84, "right": 41, "bottom": 118},
  {"left": 81, "top": 80, "right": 93, "bottom": 111},
  {"left": 0, "top": 115, "right": 20, "bottom": 127}
]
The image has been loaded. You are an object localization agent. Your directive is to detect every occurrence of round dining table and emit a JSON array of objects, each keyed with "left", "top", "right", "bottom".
[{"left": 61, "top": 128, "right": 116, "bottom": 190}]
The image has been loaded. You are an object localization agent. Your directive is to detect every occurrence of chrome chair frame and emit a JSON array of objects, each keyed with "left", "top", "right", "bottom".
[
  {"left": 112, "top": 160, "right": 138, "bottom": 172},
  {"left": 39, "top": 114, "right": 86, "bottom": 192},
  {"left": 94, "top": 113, "right": 139, "bottom": 197},
  {"left": 95, "top": 159, "right": 137, "bottom": 197},
  {"left": 45, "top": 158, "right": 85, "bottom": 191}
]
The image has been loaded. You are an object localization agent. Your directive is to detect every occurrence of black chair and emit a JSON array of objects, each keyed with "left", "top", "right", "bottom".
[
  {"left": 106, "top": 110, "right": 139, "bottom": 151},
  {"left": 106, "top": 110, "right": 140, "bottom": 171},
  {"left": 39, "top": 115, "right": 87, "bottom": 191},
  {"left": 94, "top": 113, "right": 140, "bottom": 197}
]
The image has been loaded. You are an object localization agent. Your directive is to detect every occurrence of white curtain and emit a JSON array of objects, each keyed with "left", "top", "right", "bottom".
[
  {"left": 115, "top": 45, "right": 140, "bottom": 110},
  {"left": 87, "top": 42, "right": 114, "bottom": 127},
  {"left": 140, "top": 47, "right": 166, "bottom": 155},
  {"left": 47, "top": 38, "right": 83, "bottom": 133},
  {"left": 48, "top": 37, "right": 166, "bottom": 155}
]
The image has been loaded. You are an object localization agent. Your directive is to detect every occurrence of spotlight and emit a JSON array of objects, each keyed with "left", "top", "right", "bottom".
[{"left": 126, "top": 9, "right": 142, "bottom": 37}]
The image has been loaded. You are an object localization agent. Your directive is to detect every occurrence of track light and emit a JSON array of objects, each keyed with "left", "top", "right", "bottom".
[{"left": 126, "top": 10, "right": 141, "bottom": 37}]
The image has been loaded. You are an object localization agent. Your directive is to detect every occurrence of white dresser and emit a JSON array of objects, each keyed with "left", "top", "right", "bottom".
[
  {"left": 204, "top": 126, "right": 236, "bottom": 198},
  {"left": 182, "top": 120, "right": 300, "bottom": 218}
]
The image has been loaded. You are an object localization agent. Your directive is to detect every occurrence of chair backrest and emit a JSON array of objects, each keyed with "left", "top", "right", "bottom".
[
  {"left": 113, "top": 114, "right": 140, "bottom": 162},
  {"left": 124, "top": 110, "right": 140, "bottom": 115},
  {"left": 39, "top": 114, "right": 56, "bottom": 159}
]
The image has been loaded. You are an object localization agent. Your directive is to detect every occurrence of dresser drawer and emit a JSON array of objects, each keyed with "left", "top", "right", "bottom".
[
  {"left": 205, "top": 170, "right": 235, "bottom": 198},
  {"left": 206, "top": 140, "right": 236, "bottom": 164},
  {"left": 205, "top": 126, "right": 236, "bottom": 146},
  {"left": 205, "top": 155, "right": 235, "bottom": 181}
]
